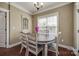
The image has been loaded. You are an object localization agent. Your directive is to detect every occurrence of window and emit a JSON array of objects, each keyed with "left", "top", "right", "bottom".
[
  {"left": 38, "top": 17, "right": 47, "bottom": 32},
  {"left": 38, "top": 13, "right": 58, "bottom": 34}
]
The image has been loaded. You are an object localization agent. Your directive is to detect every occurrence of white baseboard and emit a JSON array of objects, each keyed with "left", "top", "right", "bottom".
[
  {"left": 8, "top": 42, "right": 21, "bottom": 48},
  {"left": 72, "top": 48, "right": 78, "bottom": 56},
  {"left": 58, "top": 44, "right": 78, "bottom": 56},
  {"left": 53, "top": 43, "right": 73, "bottom": 50},
  {"left": 58, "top": 44, "right": 73, "bottom": 50}
]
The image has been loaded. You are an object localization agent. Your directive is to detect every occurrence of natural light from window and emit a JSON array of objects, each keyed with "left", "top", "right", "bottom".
[{"left": 38, "top": 14, "right": 57, "bottom": 34}]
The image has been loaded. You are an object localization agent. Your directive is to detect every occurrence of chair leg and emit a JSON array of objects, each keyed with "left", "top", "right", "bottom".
[
  {"left": 25, "top": 48, "right": 28, "bottom": 56},
  {"left": 56, "top": 49, "right": 58, "bottom": 56},
  {"left": 28, "top": 51, "right": 29, "bottom": 56},
  {"left": 36, "top": 51, "right": 38, "bottom": 56},
  {"left": 56, "top": 44, "right": 58, "bottom": 56},
  {"left": 52, "top": 43, "right": 58, "bottom": 56},
  {"left": 20, "top": 45, "right": 24, "bottom": 54},
  {"left": 42, "top": 46, "right": 44, "bottom": 56},
  {"left": 45, "top": 44, "right": 48, "bottom": 56}
]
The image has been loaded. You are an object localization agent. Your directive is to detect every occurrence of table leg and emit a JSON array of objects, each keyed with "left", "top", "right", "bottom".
[
  {"left": 45, "top": 44, "right": 48, "bottom": 56},
  {"left": 42, "top": 45, "right": 44, "bottom": 56}
]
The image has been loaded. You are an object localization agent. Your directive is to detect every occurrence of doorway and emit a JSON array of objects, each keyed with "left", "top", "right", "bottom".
[{"left": 0, "top": 11, "right": 7, "bottom": 47}]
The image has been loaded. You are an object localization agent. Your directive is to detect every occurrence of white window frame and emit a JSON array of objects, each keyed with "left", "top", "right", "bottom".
[{"left": 37, "top": 12, "right": 59, "bottom": 34}]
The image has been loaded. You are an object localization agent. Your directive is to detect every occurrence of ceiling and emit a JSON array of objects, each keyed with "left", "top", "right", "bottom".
[{"left": 11, "top": 2, "right": 71, "bottom": 15}]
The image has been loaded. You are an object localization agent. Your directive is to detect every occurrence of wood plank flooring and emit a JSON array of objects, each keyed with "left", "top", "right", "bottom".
[{"left": 0, "top": 45, "right": 75, "bottom": 56}]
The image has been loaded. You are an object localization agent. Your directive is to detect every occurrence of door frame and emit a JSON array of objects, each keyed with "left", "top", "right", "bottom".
[{"left": 0, "top": 8, "right": 9, "bottom": 48}]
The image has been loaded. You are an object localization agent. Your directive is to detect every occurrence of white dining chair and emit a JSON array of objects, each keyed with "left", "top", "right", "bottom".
[
  {"left": 48, "top": 32, "right": 62, "bottom": 56},
  {"left": 27, "top": 33, "right": 43, "bottom": 56},
  {"left": 19, "top": 32, "right": 29, "bottom": 55}
]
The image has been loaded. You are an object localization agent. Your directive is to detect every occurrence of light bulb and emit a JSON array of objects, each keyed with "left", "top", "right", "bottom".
[
  {"left": 33, "top": 2, "right": 37, "bottom": 5},
  {"left": 40, "top": 2, "right": 44, "bottom": 6}
]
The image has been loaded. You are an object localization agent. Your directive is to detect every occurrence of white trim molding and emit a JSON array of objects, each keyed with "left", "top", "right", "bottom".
[
  {"left": 8, "top": 42, "right": 21, "bottom": 48},
  {"left": 53, "top": 43, "right": 78, "bottom": 56},
  {"left": 33, "top": 2, "right": 72, "bottom": 15},
  {"left": 72, "top": 48, "right": 78, "bottom": 56},
  {"left": 0, "top": 8, "right": 9, "bottom": 12},
  {"left": 5, "top": 2, "right": 72, "bottom": 15},
  {"left": 5, "top": 2, "right": 32, "bottom": 15},
  {"left": 58, "top": 44, "right": 73, "bottom": 50},
  {"left": 58, "top": 44, "right": 78, "bottom": 56},
  {"left": 10, "top": 3, "right": 32, "bottom": 15}
]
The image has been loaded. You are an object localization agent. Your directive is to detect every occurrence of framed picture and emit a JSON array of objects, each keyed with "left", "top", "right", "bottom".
[{"left": 21, "top": 16, "right": 28, "bottom": 30}]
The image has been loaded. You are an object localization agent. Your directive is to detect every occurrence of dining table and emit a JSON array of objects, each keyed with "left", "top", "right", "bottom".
[{"left": 36, "top": 33, "right": 56, "bottom": 56}]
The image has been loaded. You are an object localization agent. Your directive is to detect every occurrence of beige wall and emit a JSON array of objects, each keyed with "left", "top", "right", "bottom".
[
  {"left": 0, "top": 2, "right": 74, "bottom": 46},
  {"left": 0, "top": 2, "right": 32, "bottom": 45},
  {"left": 32, "top": 3, "right": 74, "bottom": 46}
]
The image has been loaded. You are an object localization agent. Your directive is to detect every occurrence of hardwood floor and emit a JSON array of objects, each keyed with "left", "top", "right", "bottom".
[{"left": 0, "top": 45, "right": 75, "bottom": 56}]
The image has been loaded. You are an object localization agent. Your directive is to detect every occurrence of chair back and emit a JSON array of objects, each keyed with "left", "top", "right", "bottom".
[
  {"left": 27, "top": 33, "right": 38, "bottom": 55},
  {"left": 20, "top": 32, "right": 29, "bottom": 47}
]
